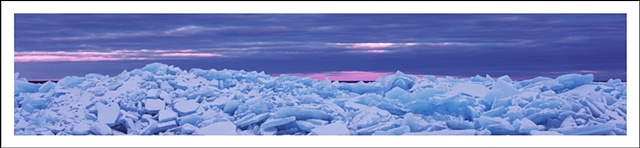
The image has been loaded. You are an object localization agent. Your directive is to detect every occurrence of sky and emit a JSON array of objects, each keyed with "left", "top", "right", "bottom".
[{"left": 13, "top": 14, "right": 626, "bottom": 81}]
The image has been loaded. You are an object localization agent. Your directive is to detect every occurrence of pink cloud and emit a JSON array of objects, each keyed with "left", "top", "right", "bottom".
[
  {"left": 346, "top": 43, "right": 395, "bottom": 49},
  {"left": 159, "top": 53, "right": 222, "bottom": 57},
  {"left": 366, "top": 50, "right": 386, "bottom": 53},
  {"left": 288, "top": 71, "right": 395, "bottom": 81}
]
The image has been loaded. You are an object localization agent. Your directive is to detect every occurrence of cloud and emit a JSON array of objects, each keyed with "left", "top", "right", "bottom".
[
  {"left": 43, "top": 25, "right": 296, "bottom": 41},
  {"left": 14, "top": 49, "right": 223, "bottom": 62}
]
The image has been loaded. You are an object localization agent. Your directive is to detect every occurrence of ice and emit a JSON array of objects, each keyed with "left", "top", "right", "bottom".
[
  {"left": 350, "top": 107, "right": 392, "bottom": 129},
  {"left": 96, "top": 103, "right": 122, "bottom": 126},
  {"left": 156, "top": 120, "right": 178, "bottom": 133},
  {"left": 234, "top": 113, "right": 270, "bottom": 127},
  {"left": 385, "top": 87, "right": 408, "bottom": 100},
  {"left": 273, "top": 107, "right": 331, "bottom": 120},
  {"left": 14, "top": 74, "right": 41, "bottom": 95},
  {"left": 311, "top": 122, "right": 350, "bottom": 135},
  {"left": 13, "top": 63, "right": 627, "bottom": 135},
  {"left": 180, "top": 123, "right": 198, "bottom": 134},
  {"left": 144, "top": 99, "right": 165, "bottom": 112},
  {"left": 194, "top": 122, "right": 238, "bottom": 135},
  {"left": 158, "top": 109, "right": 178, "bottom": 122},
  {"left": 177, "top": 113, "right": 202, "bottom": 126},
  {"left": 373, "top": 126, "right": 410, "bottom": 135},
  {"left": 445, "top": 120, "right": 475, "bottom": 130},
  {"left": 90, "top": 123, "right": 113, "bottom": 135},
  {"left": 260, "top": 116, "right": 297, "bottom": 131},
  {"left": 71, "top": 123, "right": 91, "bottom": 135},
  {"left": 562, "top": 123, "right": 616, "bottom": 135},
  {"left": 173, "top": 100, "right": 200, "bottom": 116},
  {"left": 555, "top": 74, "right": 594, "bottom": 92},
  {"left": 405, "top": 129, "right": 478, "bottom": 135},
  {"left": 448, "top": 82, "right": 489, "bottom": 97}
]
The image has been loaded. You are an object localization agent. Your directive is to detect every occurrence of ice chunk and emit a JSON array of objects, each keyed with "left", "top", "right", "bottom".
[
  {"left": 405, "top": 129, "right": 477, "bottom": 135},
  {"left": 295, "top": 120, "right": 318, "bottom": 132},
  {"left": 38, "top": 81, "right": 56, "bottom": 93},
  {"left": 445, "top": 120, "right": 474, "bottom": 130},
  {"left": 261, "top": 116, "right": 296, "bottom": 130},
  {"left": 156, "top": 120, "right": 178, "bottom": 133},
  {"left": 90, "top": 123, "right": 113, "bottom": 135},
  {"left": 402, "top": 113, "right": 428, "bottom": 132},
  {"left": 177, "top": 113, "right": 203, "bottom": 126},
  {"left": 560, "top": 116, "right": 577, "bottom": 128},
  {"left": 311, "top": 122, "right": 350, "bottom": 135},
  {"left": 373, "top": 126, "right": 410, "bottom": 135},
  {"left": 448, "top": 82, "right": 489, "bottom": 97},
  {"left": 14, "top": 75, "right": 41, "bottom": 95},
  {"left": 140, "top": 122, "right": 158, "bottom": 135},
  {"left": 146, "top": 89, "right": 160, "bottom": 98},
  {"left": 211, "top": 96, "right": 232, "bottom": 107},
  {"left": 234, "top": 113, "right": 270, "bottom": 127},
  {"left": 491, "top": 79, "right": 519, "bottom": 97},
  {"left": 562, "top": 123, "right": 616, "bottom": 135},
  {"left": 158, "top": 109, "right": 178, "bottom": 122},
  {"left": 273, "top": 107, "right": 331, "bottom": 120},
  {"left": 71, "top": 123, "right": 91, "bottom": 135},
  {"left": 144, "top": 99, "right": 165, "bottom": 112},
  {"left": 530, "top": 130, "right": 562, "bottom": 135},
  {"left": 515, "top": 118, "right": 539, "bottom": 134},
  {"left": 223, "top": 100, "right": 243, "bottom": 114},
  {"left": 173, "top": 100, "right": 200, "bottom": 116},
  {"left": 96, "top": 103, "right": 122, "bottom": 126},
  {"left": 526, "top": 109, "right": 558, "bottom": 125},
  {"left": 350, "top": 107, "right": 391, "bottom": 129},
  {"left": 385, "top": 87, "right": 408, "bottom": 99},
  {"left": 194, "top": 122, "right": 238, "bottom": 135},
  {"left": 555, "top": 73, "right": 594, "bottom": 91},
  {"left": 180, "top": 123, "right": 198, "bottom": 134}
]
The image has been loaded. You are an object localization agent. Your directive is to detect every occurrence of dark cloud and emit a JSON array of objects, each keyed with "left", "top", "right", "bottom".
[{"left": 14, "top": 14, "right": 626, "bottom": 81}]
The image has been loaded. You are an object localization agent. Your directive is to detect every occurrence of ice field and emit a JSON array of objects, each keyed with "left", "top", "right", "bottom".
[{"left": 14, "top": 63, "right": 627, "bottom": 135}]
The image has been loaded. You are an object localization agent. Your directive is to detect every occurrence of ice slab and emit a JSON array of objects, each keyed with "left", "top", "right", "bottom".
[
  {"left": 144, "top": 99, "right": 165, "bottom": 112},
  {"left": 311, "top": 122, "right": 350, "bottom": 135},
  {"left": 194, "top": 122, "right": 238, "bottom": 135},
  {"left": 448, "top": 82, "right": 489, "bottom": 97},
  {"left": 173, "top": 100, "right": 199, "bottom": 116},
  {"left": 97, "top": 103, "right": 122, "bottom": 126}
]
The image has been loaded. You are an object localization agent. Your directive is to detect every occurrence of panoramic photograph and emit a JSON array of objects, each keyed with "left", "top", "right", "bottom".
[{"left": 13, "top": 14, "right": 627, "bottom": 136}]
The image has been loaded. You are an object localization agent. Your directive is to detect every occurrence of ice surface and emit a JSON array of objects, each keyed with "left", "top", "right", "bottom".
[
  {"left": 448, "top": 82, "right": 489, "bottom": 97},
  {"left": 194, "top": 122, "right": 238, "bottom": 135},
  {"left": 96, "top": 103, "right": 122, "bottom": 126},
  {"left": 144, "top": 99, "right": 165, "bottom": 112},
  {"left": 311, "top": 122, "right": 350, "bottom": 135},
  {"left": 13, "top": 63, "right": 627, "bottom": 135},
  {"left": 173, "top": 100, "right": 199, "bottom": 116}
]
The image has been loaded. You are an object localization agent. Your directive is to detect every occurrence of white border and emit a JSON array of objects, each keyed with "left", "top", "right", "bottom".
[{"left": 2, "top": 1, "right": 638, "bottom": 147}]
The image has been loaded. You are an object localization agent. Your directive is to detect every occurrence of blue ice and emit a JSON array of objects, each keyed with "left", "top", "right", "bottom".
[{"left": 13, "top": 63, "right": 627, "bottom": 135}]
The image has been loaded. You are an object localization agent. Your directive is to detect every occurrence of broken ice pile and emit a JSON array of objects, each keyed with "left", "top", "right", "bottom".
[{"left": 14, "top": 63, "right": 627, "bottom": 135}]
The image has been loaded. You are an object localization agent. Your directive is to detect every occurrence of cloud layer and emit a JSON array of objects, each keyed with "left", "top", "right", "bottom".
[{"left": 14, "top": 14, "right": 626, "bottom": 81}]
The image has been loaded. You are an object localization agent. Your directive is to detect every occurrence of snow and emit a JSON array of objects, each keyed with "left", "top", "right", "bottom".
[{"left": 13, "top": 63, "right": 627, "bottom": 135}]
